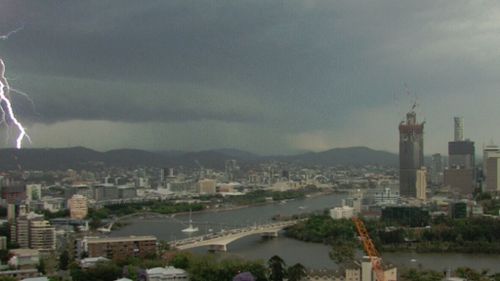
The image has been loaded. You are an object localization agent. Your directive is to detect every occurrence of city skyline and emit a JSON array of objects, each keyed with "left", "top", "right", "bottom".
[{"left": 1, "top": 1, "right": 500, "bottom": 155}]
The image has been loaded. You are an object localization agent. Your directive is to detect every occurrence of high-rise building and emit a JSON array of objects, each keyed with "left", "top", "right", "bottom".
[
  {"left": 11, "top": 212, "right": 55, "bottom": 252},
  {"left": 29, "top": 220, "right": 56, "bottom": 252},
  {"left": 483, "top": 143, "right": 500, "bottom": 178},
  {"left": 68, "top": 194, "right": 88, "bottom": 220},
  {"left": 416, "top": 167, "right": 427, "bottom": 200},
  {"left": 454, "top": 117, "right": 464, "bottom": 142},
  {"left": 486, "top": 152, "right": 500, "bottom": 192},
  {"left": 444, "top": 117, "right": 475, "bottom": 195},
  {"left": 399, "top": 110, "right": 425, "bottom": 198},
  {"left": 430, "top": 153, "right": 444, "bottom": 185}
]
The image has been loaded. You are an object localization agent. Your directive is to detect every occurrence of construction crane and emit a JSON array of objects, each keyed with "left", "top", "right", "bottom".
[{"left": 352, "top": 217, "right": 385, "bottom": 281}]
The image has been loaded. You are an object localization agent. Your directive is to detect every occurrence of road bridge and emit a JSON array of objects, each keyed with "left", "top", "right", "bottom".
[{"left": 170, "top": 220, "right": 299, "bottom": 252}]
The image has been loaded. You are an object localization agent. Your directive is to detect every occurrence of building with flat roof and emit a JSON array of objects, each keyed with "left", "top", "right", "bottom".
[
  {"left": 68, "top": 194, "right": 88, "bottom": 220},
  {"left": 11, "top": 213, "right": 55, "bottom": 252},
  {"left": 486, "top": 152, "right": 500, "bottom": 192},
  {"left": 198, "top": 179, "right": 216, "bottom": 194},
  {"left": 80, "top": 236, "right": 157, "bottom": 260},
  {"left": 29, "top": 220, "right": 56, "bottom": 252},
  {"left": 445, "top": 117, "right": 475, "bottom": 195},
  {"left": 8, "top": 249, "right": 40, "bottom": 270},
  {"left": 146, "top": 266, "right": 189, "bottom": 281},
  {"left": 416, "top": 167, "right": 427, "bottom": 200}
]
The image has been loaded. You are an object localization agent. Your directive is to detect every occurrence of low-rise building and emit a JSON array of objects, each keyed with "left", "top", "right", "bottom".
[
  {"left": 8, "top": 249, "right": 40, "bottom": 270},
  {"left": 80, "top": 257, "right": 110, "bottom": 269},
  {"left": 198, "top": 179, "right": 216, "bottom": 194},
  {"left": 146, "top": 266, "right": 189, "bottom": 281},
  {"left": 0, "top": 269, "right": 39, "bottom": 280},
  {"left": 21, "top": 277, "right": 49, "bottom": 281}
]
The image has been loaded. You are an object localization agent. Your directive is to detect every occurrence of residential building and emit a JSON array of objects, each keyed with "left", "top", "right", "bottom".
[
  {"left": 29, "top": 220, "right": 56, "bottom": 252},
  {"left": 11, "top": 213, "right": 56, "bottom": 252},
  {"left": 68, "top": 194, "right": 88, "bottom": 220},
  {"left": 399, "top": 110, "right": 424, "bottom": 198},
  {"left": 8, "top": 249, "right": 40, "bottom": 269},
  {"left": 80, "top": 257, "right": 110, "bottom": 269},
  {"left": 330, "top": 206, "right": 354, "bottom": 220},
  {"left": 416, "top": 167, "right": 427, "bottom": 200},
  {"left": 146, "top": 266, "right": 189, "bottom": 281},
  {"left": 198, "top": 179, "right": 216, "bottom": 194},
  {"left": 80, "top": 236, "right": 157, "bottom": 260}
]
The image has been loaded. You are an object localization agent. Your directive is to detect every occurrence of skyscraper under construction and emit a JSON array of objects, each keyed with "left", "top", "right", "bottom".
[{"left": 399, "top": 110, "right": 425, "bottom": 198}]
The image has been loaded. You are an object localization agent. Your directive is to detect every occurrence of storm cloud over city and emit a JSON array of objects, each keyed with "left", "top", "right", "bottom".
[{"left": 1, "top": 0, "right": 500, "bottom": 154}]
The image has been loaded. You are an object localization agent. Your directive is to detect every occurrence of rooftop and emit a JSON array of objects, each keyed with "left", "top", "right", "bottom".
[{"left": 86, "top": 235, "right": 157, "bottom": 244}]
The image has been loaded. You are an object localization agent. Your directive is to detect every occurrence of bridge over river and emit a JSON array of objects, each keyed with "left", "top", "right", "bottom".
[{"left": 169, "top": 220, "right": 300, "bottom": 252}]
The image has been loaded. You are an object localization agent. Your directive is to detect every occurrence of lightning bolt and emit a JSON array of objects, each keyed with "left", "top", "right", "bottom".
[
  {"left": 0, "top": 25, "right": 24, "bottom": 40},
  {"left": 0, "top": 27, "right": 30, "bottom": 149}
]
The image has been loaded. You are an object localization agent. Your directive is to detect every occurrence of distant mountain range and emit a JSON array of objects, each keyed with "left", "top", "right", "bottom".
[{"left": 0, "top": 146, "right": 399, "bottom": 170}]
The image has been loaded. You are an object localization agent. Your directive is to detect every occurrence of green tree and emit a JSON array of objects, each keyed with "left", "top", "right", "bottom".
[
  {"left": 455, "top": 267, "right": 490, "bottom": 281},
  {"left": 329, "top": 240, "right": 356, "bottom": 265},
  {"left": 287, "top": 263, "right": 307, "bottom": 281},
  {"left": 400, "top": 268, "right": 443, "bottom": 281},
  {"left": 170, "top": 252, "right": 191, "bottom": 269},
  {"left": 0, "top": 277, "right": 16, "bottom": 281},
  {"left": 59, "top": 250, "right": 70, "bottom": 270},
  {"left": 268, "top": 255, "right": 286, "bottom": 281}
]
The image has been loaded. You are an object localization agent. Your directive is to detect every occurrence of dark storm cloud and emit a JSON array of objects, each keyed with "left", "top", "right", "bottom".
[
  {"left": 0, "top": 0, "right": 370, "bottom": 125},
  {"left": 1, "top": 0, "right": 500, "bottom": 153}
]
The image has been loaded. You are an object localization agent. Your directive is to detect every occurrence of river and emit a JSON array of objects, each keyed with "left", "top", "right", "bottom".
[{"left": 110, "top": 193, "right": 500, "bottom": 272}]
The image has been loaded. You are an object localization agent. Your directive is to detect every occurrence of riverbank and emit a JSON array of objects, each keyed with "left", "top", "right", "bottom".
[
  {"left": 285, "top": 215, "right": 500, "bottom": 255},
  {"left": 113, "top": 188, "right": 335, "bottom": 221}
]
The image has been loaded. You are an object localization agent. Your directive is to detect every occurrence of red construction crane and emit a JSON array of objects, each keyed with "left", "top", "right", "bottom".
[{"left": 352, "top": 217, "right": 385, "bottom": 281}]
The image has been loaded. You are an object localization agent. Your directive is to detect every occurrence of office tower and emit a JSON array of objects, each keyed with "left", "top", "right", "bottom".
[
  {"left": 444, "top": 117, "right": 476, "bottom": 195},
  {"left": 430, "top": 153, "right": 443, "bottom": 185},
  {"left": 399, "top": 110, "right": 425, "bottom": 197}
]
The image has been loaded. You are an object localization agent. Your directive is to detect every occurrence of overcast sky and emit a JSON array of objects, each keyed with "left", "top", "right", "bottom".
[{"left": 1, "top": 0, "right": 500, "bottom": 155}]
